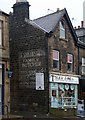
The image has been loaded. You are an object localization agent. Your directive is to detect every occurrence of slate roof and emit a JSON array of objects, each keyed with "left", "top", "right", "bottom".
[
  {"left": 25, "top": 8, "right": 85, "bottom": 48},
  {"left": 33, "top": 9, "right": 65, "bottom": 33},
  {"left": 25, "top": 8, "right": 78, "bottom": 42}
]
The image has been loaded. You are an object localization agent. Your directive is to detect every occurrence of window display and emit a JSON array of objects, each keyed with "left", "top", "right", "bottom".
[{"left": 50, "top": 83, "right": 77, "bottom": 108}]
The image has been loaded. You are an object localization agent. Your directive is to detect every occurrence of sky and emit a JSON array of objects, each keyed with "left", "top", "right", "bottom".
[{"left": 0, "top": 0, "right": 84, "bottom": 27}]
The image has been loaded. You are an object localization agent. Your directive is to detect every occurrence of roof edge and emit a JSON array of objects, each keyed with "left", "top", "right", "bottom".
[
  {"left": 25, "top": 18, "right": 48, "bottom": 33},
  {"left": 0, "top": 10, "right": 9, "bottom": 16}
]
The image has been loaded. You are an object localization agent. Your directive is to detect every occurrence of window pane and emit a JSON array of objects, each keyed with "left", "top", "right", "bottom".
[
  {"left": 60, "top": 21, "right": 65, "bottom": 39},
  {"left": 67, "top": 63, "right": 72, "bottom": 72},
  {"left": 53, "top": 50, "right": 59, "bottom": 60},
  {"left": 67, "top": 54, "right": 73, "bottom": 63},
  {"left": 58, "top": 83, "right": 76, "bottom": 108},
  {"left": 82, "top": 58, "right": 85, "bottom": 66},
  {"left": 67, "top": 54, "right": 73, "bottom": 72},
  {"left": 82, "top": 66, "right": 85, "bottom": 74},
  {"left": 60, "top": 30, "right": 65, "bottom": 38},
  {"left": 53, "top": 50, "right": 59, "bottom": 69},
  {"left": 53, "top": 60, "right": 59, "bottom": 69}
]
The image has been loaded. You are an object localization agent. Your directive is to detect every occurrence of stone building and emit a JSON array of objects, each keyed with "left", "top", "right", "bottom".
[
  {"left": 75, "top": 22, "right": 85, "bottom": 100},
  {"left": 0, "top": 10, "right": 10, "bottom": 115},
  {"left": 9, "top": 0, "right": 80, "bottom": 117}
]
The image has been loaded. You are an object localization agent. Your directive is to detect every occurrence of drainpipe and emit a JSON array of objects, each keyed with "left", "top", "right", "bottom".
[
  {"left": 78, "top": 45, "right": 81, "bottom": 99},
  {"left": 78, "top": 46, "right": 79, "bottom": 75},
  {"left": 45, "top": 33, "right": 50, "bottom": 115},
  {"left": 45, "top": 32, "right": 53, "bottom": 115}
]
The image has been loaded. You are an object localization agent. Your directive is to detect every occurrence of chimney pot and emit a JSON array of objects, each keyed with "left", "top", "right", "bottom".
[
  {"left": 57, "top": 8, "right": 60, "bottom": 12},
  {"left": 74, "top": 26, "right": 76, "bottom": 29},
  {"left": 78, "top": 26, "right": 80, "bottom": 28}
]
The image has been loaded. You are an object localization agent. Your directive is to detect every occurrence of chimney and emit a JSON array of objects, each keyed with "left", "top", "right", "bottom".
[
  {"left": 57, "top": 8, "right": 60, "bottom": 12},
  {"left": 13, "top": 0, "right": 30, "bottom": 19},
  {"left": 81, "top": 21, "right": 84, "bottom": 28}
]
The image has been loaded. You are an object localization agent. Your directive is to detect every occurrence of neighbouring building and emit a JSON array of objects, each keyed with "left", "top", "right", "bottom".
[
  {"left": 75, "top": 22, "right": 85, "bottom": 101},
  {"left": 9, "top": 0, "right": 80, "bottom": 117},
  {"left": 0, "top": 10, "right": 10, "bottom": 115}
]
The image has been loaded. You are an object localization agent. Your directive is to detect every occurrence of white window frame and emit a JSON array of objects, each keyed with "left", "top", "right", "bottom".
[
  {"left": 53, "top": 50, "right": 59, "bottom": 70},
  {"left": 60, "top": 21, "right": 65, "bottom": 39},
  {"left": 67, "top": 54, "right": 73, "bottom": 72},
  {"left": 82, "top": 57, "right": 85, "bottom": 74}
]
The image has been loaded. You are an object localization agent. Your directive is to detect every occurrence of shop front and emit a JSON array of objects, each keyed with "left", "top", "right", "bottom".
[{"left": 49, "top": 73, "right": 79, "bottom": 116}]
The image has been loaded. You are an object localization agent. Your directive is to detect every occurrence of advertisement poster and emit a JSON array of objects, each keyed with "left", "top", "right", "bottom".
[
  {"left": 77, "top": 100, "right": 84, "bottom": 117},
  {"left": 36, "top": 73, "right": 44, "bottom": 90}
]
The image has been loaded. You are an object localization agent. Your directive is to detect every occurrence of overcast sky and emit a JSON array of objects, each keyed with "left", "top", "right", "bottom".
[{"left": 0, "top": 0, "right": 84, "bottom": 27}]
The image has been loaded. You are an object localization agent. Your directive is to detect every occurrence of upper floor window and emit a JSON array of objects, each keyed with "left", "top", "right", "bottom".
[
  {"left": 0, "top": 21, "right": 3, "bottom": 46},
  {"left": 53, "top": 50, "right": 59, "bottom": 70},
  {"left": 82, "top": 57, "right": 85, "bottom": 74},
  {"left": 67, "top": 54, "right": 73, "bottom": 72},
  {"left": 60, "top": 21, "right": 65, "bottom": 39}
]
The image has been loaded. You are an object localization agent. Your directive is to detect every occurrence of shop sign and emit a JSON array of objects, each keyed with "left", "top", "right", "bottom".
[
  {"left": 36, "top": 73, "right": 44, "bottom": 90},
  {"left": 49, "top": 74, "right": 79, "bottom": 84}
]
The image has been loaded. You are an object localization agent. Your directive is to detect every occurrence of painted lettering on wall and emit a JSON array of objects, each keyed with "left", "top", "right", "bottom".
[{"left": 18, "top": 49, "right": 45, "bottom": 88}]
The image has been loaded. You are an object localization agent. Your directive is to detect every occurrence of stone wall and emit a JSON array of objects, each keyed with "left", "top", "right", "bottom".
[
  {"left": 9, "top": 13, "right": 49, "bottom": 114},
  {"left": 48, "top": 17, "right": 78, "bottom": 74}
]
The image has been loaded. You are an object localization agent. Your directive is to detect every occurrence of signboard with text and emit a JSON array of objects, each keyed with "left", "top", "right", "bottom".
[
  {"left": 49, "top": 74, "right": 79, "bottom": 84},
  {"left": 36, "top": 73, "right": 44, "bottom": 90}
]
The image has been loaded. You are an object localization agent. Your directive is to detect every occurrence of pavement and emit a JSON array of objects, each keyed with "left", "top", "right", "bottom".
[{"left": 1, "top": 114, "right": 85, "bottom": 120}]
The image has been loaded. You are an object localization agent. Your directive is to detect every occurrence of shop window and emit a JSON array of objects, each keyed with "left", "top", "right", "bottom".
[
  {"left": 60, "top": 21, "right": 65, "bottom": 39},
  {"left": 58, "top": 83, "right": 77, "bottom": 108},
  {"left": 82, "top": 57, "right": 85, "bottom": 74},
  {"left": 50, "top": 83, "right": 77, "bottom": 109},
  {"left": 0, "top": 21, "right": 3, "bottom": 46},
  {"left": 67, "top": 54, "right": 73, "bottom": 72},
  {"left": 53, "top": 50, "right": 59, "bottom": 69}
]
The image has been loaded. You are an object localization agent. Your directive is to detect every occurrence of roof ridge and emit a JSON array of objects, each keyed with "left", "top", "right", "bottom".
[{"left": 33, "top": 8, "right": 65, "bottom": 21}]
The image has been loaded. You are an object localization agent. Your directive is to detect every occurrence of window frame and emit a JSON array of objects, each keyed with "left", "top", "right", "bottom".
[
  {"left": 0, "top": 20, "right": 3, "bottom": 46},
  {"left": 53, "top": 50, "right": 60, "bottom": 70},
  {"left": 67, "top": 53, "right": 73, "bottom": 72},
  {"left": 59, "top": 21, "right": 65, "bottom": 39},
  {"left": 82, "top": 57, "right": 85, "bottom": 74}
]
